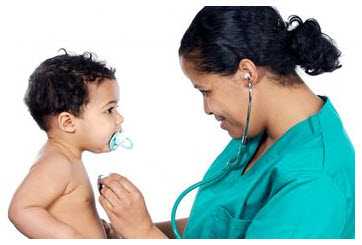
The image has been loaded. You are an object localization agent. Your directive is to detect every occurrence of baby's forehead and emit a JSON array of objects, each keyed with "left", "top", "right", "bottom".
[{"left": 87, "top": 79, "right": 119, "bottom": 106}]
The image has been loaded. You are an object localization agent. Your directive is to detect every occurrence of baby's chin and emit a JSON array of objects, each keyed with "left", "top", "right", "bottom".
[{"left": 87, "top": 145, "right": 111, "bottom": 154}]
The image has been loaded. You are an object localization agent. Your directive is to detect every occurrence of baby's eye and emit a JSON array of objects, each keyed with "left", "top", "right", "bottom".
[
  {"left": 105, "top": 104, "right": 119, "bottom": 114},
  {"left": 107, "top": 107, "right": 115, "bottom": 114}
]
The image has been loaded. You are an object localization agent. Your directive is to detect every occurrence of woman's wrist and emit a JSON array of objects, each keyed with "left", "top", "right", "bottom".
[
  {"left": 127, "top": 224, "right": 168, "bottom": 239},
  {"left": 143, "top": 225, "right": 168, "bottom": 239}
]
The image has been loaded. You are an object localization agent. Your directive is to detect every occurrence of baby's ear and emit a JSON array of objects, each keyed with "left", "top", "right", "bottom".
[{"left": 57, "top": 112, "right": 77, "bottom": 133}]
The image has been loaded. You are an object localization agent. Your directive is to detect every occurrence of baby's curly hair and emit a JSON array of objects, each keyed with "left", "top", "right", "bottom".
[{"left": 24, "top": 49, "right": 116, "bottom": 131}]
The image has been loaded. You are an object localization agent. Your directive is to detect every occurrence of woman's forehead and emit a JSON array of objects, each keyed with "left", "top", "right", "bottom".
[{"left": 181, "top": 57, "right": 236, "bottom": 89}]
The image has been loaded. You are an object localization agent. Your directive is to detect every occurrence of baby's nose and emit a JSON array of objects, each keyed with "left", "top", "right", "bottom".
[{"left": 116, "top": 114, "right": 124, "bottom": 125}]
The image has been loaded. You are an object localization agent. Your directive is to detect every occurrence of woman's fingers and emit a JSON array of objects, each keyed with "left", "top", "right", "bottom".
[
  {"left": 101, "top": 185, "right": 128, "bottom": 209},
  {"left": 100, "top": 174, "right": 145, "bottom": 212},
  {"left": 104, "top": 179, "right": 130, "bottom": 200},
  {"left": 108, "top": 173, "right": 123, "bottom": 181},
  {"left": 99, "top": 195, "right": 120, "bottom": 226},
  {"left": 99, "top": 194, "right": 114, "bottom": 211},
  {"left": 101, "top": 174, "right": 140, "bottom": 194},
  {"left": 97, "top": 173, "right": 155, "bottom": 238},
  {"left": 118, "top": 176, "right": 140, "bottom": 194}
]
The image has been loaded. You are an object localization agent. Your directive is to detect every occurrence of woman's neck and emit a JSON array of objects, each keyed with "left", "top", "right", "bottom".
[{"left": 261, "top": 79, "right": 324, "bottom": 142}]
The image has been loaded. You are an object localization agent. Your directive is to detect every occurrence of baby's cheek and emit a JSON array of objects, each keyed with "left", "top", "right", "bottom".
[
  {"left": 99, "top": 132, "right": 111, "bottom": 146},
  {"left": 89, "top": 130, "right": 109, "bottom": 148}
]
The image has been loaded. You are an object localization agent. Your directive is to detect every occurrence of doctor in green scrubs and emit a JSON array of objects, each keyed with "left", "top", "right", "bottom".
[{"left": 98, "top": 7, "right": 355, "bottom": 239}]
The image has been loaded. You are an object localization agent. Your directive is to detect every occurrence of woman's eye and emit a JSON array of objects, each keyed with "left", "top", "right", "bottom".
[{"left": 200, "top": 90, "right": 209, "bottom": 96}]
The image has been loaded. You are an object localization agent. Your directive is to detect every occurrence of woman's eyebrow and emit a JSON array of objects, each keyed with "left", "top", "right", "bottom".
[{"left": 194, "top": 84, "right": 203, "bottom": 89}]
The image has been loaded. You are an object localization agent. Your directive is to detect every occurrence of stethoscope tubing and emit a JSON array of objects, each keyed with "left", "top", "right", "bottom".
[{"left": 171, "top": 80, "right": 253, "bottom": 239}]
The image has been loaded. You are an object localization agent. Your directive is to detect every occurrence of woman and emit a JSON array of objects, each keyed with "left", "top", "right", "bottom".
[{"left": 98, "top": 6, "right": 355, "bottom": 238}]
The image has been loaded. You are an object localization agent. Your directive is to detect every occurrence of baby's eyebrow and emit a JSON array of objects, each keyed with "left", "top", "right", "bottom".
[{"left": 102, "top": 100, "right": 118, "bottom": 108}]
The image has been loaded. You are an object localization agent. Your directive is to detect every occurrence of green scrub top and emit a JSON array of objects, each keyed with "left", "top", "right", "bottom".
[{"left": 183, "top": 97, "right": 355, "bottom": 239}]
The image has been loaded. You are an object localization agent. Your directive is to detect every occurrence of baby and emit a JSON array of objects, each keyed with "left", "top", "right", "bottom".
[{"left": 8, "top": 51, "right": 122, "bottom": 238}]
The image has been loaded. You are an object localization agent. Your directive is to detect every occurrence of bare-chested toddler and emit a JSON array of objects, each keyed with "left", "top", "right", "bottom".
[{"left": 8, "top": 51, "right": 123, "bottom": 238}]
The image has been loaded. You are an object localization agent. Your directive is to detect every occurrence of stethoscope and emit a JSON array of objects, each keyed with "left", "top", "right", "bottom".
[{"left": 170, "top": 75, "right": 253, "bottom": 239}]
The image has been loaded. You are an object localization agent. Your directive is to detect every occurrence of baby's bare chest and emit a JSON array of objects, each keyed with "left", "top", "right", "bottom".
[{"left": 50, "top": 164, "right": 96, "bottom": 210}]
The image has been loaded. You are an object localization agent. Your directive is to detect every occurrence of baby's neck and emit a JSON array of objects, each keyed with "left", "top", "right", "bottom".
[{"left": 46, "top": 137, "right": 83, "bottom": 162}]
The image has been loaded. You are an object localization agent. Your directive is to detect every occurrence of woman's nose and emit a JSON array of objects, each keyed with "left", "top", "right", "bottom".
[{"left": 203, "top": 97, "right": 212, "bottom": 115}]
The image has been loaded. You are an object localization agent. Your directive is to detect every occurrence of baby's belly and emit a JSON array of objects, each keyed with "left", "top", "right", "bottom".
[{"left": 48, "top": 197, "right": 106, "bottom": 238}]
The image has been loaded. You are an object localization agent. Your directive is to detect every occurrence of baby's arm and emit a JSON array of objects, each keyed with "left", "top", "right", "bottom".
[{"left": 8, "top": 155, "right": 83, "bottom": 238}]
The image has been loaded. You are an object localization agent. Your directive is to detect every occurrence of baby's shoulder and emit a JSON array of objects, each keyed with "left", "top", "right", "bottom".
[{"left": 30, "top": 148, "right": 73, "bottom": 179}]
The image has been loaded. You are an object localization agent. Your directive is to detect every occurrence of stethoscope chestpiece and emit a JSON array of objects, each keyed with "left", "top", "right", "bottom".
[
  {"left": 226, "top": 156, "right": 239, "bottom": 169},
  {"left": 97, "top": 174, "right": 104, "bottom": 193},
  {"left": 226, "top": 143, "right": 247, "bottom": 170}
]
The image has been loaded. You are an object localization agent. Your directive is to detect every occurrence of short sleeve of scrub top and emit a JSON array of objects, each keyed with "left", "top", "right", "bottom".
[{"left": 182, "top": 97, "right": 355, "bottom": 239}]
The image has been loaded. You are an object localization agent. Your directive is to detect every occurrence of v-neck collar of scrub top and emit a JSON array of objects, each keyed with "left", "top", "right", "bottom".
[
  {"left": 184, "top": 96, "right": 355, "bottom": 239},
  {"left": 199, "top": 96, "right": 331, "bottom": 190},
  {"left": 234, "top": 96, "right": 330, "bottom": 179}
]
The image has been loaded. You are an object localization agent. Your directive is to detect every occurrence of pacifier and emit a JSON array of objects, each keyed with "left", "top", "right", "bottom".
[{"left": 108, "top": 130, "right": 134, "bottom": 151}]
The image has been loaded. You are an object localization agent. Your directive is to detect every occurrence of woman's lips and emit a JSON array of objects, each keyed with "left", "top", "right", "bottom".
[
  {"left": 215, "top": 116, "right": 227, "bottom": 129},
  {"left": 220, "top": 120, "right": 227, "bottom": 129}
]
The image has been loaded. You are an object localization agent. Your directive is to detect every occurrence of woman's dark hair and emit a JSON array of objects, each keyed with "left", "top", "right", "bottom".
[
  {"left": 24, "top": 49, "right": 116, "bottom": 131},
  {"left": 179, "top": 6, "right": 341, "bottom": 79}
]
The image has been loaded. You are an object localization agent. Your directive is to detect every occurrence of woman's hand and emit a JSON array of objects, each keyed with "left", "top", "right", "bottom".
[
  {"left": 101, "top": 218, "right": 121, "bottom": 239},
  {"left": 98, "top": 173, "right": 166, "bottom": 238}
]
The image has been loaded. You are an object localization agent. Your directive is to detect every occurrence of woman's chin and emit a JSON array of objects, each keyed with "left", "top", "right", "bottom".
[{"left": 225, "top": 127, "right": 243, "bottom": 139}]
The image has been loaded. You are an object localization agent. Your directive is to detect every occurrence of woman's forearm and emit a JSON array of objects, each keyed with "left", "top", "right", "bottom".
[{"left": 155, "top": 218, "right": 188, "bottom": 239}]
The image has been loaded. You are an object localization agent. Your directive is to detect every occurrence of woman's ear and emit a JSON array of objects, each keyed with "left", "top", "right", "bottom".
[
  {"left": 57, "top": 112, "right": 77, "bottom": 133},
  {"left": 236, "top": 59, "right": 259, "bottom": 86}
]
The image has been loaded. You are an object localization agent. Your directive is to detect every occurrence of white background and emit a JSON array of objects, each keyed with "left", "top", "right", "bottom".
[{"left": 0, "top": 0, "right": 360, "bottom": 242}]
